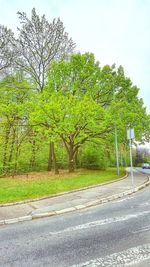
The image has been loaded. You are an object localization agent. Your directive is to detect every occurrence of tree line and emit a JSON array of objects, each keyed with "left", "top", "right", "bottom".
[{"left": 0, "top": 9, "right": 149, "bottom": 176}]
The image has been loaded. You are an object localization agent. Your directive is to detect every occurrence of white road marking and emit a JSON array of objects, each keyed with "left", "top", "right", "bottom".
[
  {"left": 71, "top": 243, "right": 150, "bottom": 267},
  {"left": 49, "top": 210, "right": 150, "bottom": 235},
  {"left": 132, "top": 225, "right": 150, "bottom": 234},
  {"left": 114, "top": 196, "right": 134, "bottom": 203}
]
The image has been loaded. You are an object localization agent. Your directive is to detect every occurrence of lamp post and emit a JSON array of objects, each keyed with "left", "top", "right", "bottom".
[
  {"left": 127, "top": 128, "right": 134, "bottom": 188},
  {"left": 112, "top": 71, "right": 119, "bottom": 176}
]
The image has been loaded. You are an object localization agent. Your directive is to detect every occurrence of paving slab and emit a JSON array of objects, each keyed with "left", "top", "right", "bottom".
[{"left": 0, "top": 203, "right": 34, "bottom": 220}]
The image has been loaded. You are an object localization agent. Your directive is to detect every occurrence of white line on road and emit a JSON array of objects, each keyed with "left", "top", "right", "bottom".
[
  {"left": 114, "top": 196, "right": 134, "bottom": 203},
  {"left": 132, "top": 225, "right": 150, "bottom": 234},
  {"left": 49, "top": 210, "right": 150, "bottom": 235},
  {"left": 71, "top": 243, "right": 150, "bottom": 267}
]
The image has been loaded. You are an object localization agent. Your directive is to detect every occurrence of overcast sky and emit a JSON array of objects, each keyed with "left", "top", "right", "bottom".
[{"left": 0, "top": 0, "right": 150, "bottom": 114}]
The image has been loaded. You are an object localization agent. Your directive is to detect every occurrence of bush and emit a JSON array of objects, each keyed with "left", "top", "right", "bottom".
[{"left": 78, "top": 143, "right": 108, "bottom": 170}]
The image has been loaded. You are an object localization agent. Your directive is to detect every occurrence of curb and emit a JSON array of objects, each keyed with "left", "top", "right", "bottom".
[
  {"left": 0, "top": 173, "right": 128, "bottom": 207},
  {"left": 0, "top": 175, "right": 149, "bottom": 226}
]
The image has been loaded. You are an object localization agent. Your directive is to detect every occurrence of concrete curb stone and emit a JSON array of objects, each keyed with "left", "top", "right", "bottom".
[
  {"left": 55, "top": 207, "right": 76, "bottom": 214},
  {"left": 0, "top": 220, "right": 5, "bottom": 225},
  {"left": 32, "top": 212, "right": 56, "bottom": 219},
  {"left": 4, "top": 218, "right": 19, "bottom": 224},
  {"left": 75, "top": 205, "right": 86, "bottom": 210},
  {"left": 18, "top": 215, "right": 32, "bottom": 222}
]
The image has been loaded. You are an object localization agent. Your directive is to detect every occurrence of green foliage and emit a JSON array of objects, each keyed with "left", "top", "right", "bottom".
[
  {"left": 79, "top": 143, "right": 108, "bottom": 170},
  {"left": 0, "top": 53, "right": 149, "bottom": 175}
]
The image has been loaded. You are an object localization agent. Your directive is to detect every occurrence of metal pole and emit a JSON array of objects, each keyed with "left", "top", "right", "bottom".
[
  {"left": 115, "top": 125, "right": 119, "bottom": 176},
  {"left": 129, "top": 138, "right": 134, "bottom": 188},
  {"left": 113, "top": 81, "right": 120, "bottom": 177}
]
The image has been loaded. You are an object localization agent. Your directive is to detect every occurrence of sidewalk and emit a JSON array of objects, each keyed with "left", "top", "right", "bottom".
[{"left": 0, "top": 169, "right": 150, "bottom": 225}]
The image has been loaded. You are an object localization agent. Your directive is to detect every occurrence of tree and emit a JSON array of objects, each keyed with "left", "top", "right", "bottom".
[
  {"left": 16, "top": 8, "right": 75, "bottom": 92},
  {"left": 15, "top": 8, "right": 75, "bottom": 172},
  {"left": 0, "top": 73, "right": 32, "bottom": 175},
  {"left": 0, "top": 25, "right": 16, "bottom": 74},
  {"left": 46, "top": 53, "right": 150, "bottom": 170},
  {"left": 47, "top": 52, "right": 101, "bottom": 96},
  {"left": 30, "top": 90, "right": 112, "bottom": 173}
]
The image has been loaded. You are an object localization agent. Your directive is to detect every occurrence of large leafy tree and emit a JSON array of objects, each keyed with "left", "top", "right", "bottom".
[
  {"left": 30, "top": 91, "right": 110, "bottom": 172},
  {"left": 30, "top": 53, "right": 114, "bottom": 172},
  {"left": 46, "top": 53, "right": 150, "bottom": 170}
]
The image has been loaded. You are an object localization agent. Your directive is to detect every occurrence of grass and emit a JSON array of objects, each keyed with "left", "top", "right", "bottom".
[{"left": 0, "top": 168, "right": 126, "bottom": 204}]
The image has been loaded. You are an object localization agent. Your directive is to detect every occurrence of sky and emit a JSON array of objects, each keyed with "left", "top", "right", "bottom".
[{"left": 0, "top": 0, "right": 150, "bottom": 114}]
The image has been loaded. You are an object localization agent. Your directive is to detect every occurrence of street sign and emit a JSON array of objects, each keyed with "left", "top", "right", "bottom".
[
  {"left": 127, "top": 128, "right": 135, "bottom": 189},
  {"left": 127, "top": 128, "right": 134, "bottom": 140}
]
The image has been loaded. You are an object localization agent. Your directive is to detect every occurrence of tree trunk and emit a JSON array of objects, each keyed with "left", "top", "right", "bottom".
[
  {"left": 74, "top": 149, "right": 79, "bottom": 168},
  {"left": 13, "top": 146, "right": 19, "bottom": 177},
  {"left": 3, "top": 126, "right": 10, "bottom": 174},
  {"left": 13, "top": 131, "right": 19, "bottom": 177},
  {"left": 47, "top": 142, "right": 53, "bottom": 171},
  {"left": 8, "top": 128, "right": 16, "bottom": 170},
  {"left": 51, "top": 142, "right": 59, "bottom": 174},
  {"left": 30, "top": 139, "right": 36, "bottom": 169},
  {"left": 68, "top": 142, "right": 75, "bottom": 172}
]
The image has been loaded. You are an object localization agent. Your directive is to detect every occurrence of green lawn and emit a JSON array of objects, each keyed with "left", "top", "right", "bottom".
[{"left": 0, "top": 168, "right": 126, "bottom": 204}]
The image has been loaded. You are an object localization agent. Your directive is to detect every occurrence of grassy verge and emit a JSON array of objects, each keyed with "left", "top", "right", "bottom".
[{"left": 0, "top": 168, "right": 126, "bottom": 204}]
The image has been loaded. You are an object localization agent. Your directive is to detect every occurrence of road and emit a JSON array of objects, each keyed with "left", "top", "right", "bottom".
[{"left": 0, "top": 168, "right": 150, "bottom": 267}]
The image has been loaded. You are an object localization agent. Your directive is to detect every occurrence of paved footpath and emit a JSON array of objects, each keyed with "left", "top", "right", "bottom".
[{"left": 0, "top": 168, "right": 149, "bottom": 225}]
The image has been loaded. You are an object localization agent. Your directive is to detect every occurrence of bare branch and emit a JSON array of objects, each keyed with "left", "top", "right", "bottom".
[
  {"left": 16, "top": 9, "right": 75, "bottom": 92},
  {"left": 0, "top": 25, "right": 16, "bottom": 75}
]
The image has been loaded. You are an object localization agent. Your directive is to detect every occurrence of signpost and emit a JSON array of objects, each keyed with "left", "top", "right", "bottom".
[
  {"left": 127, "top": 128, "right": 134, "bottom": 188},
  {"left": 115, "top": 126, "right": 119, "bottom": 176}
]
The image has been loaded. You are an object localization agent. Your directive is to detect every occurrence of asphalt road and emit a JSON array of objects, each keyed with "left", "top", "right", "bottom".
[{"left": 0, "top": 169, "right": 150, "bottom": 267}]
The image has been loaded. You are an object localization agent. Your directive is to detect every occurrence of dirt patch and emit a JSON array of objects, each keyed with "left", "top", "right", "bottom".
[{"left": 7, "top": 170, "right": 80, "bottom": 181}]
